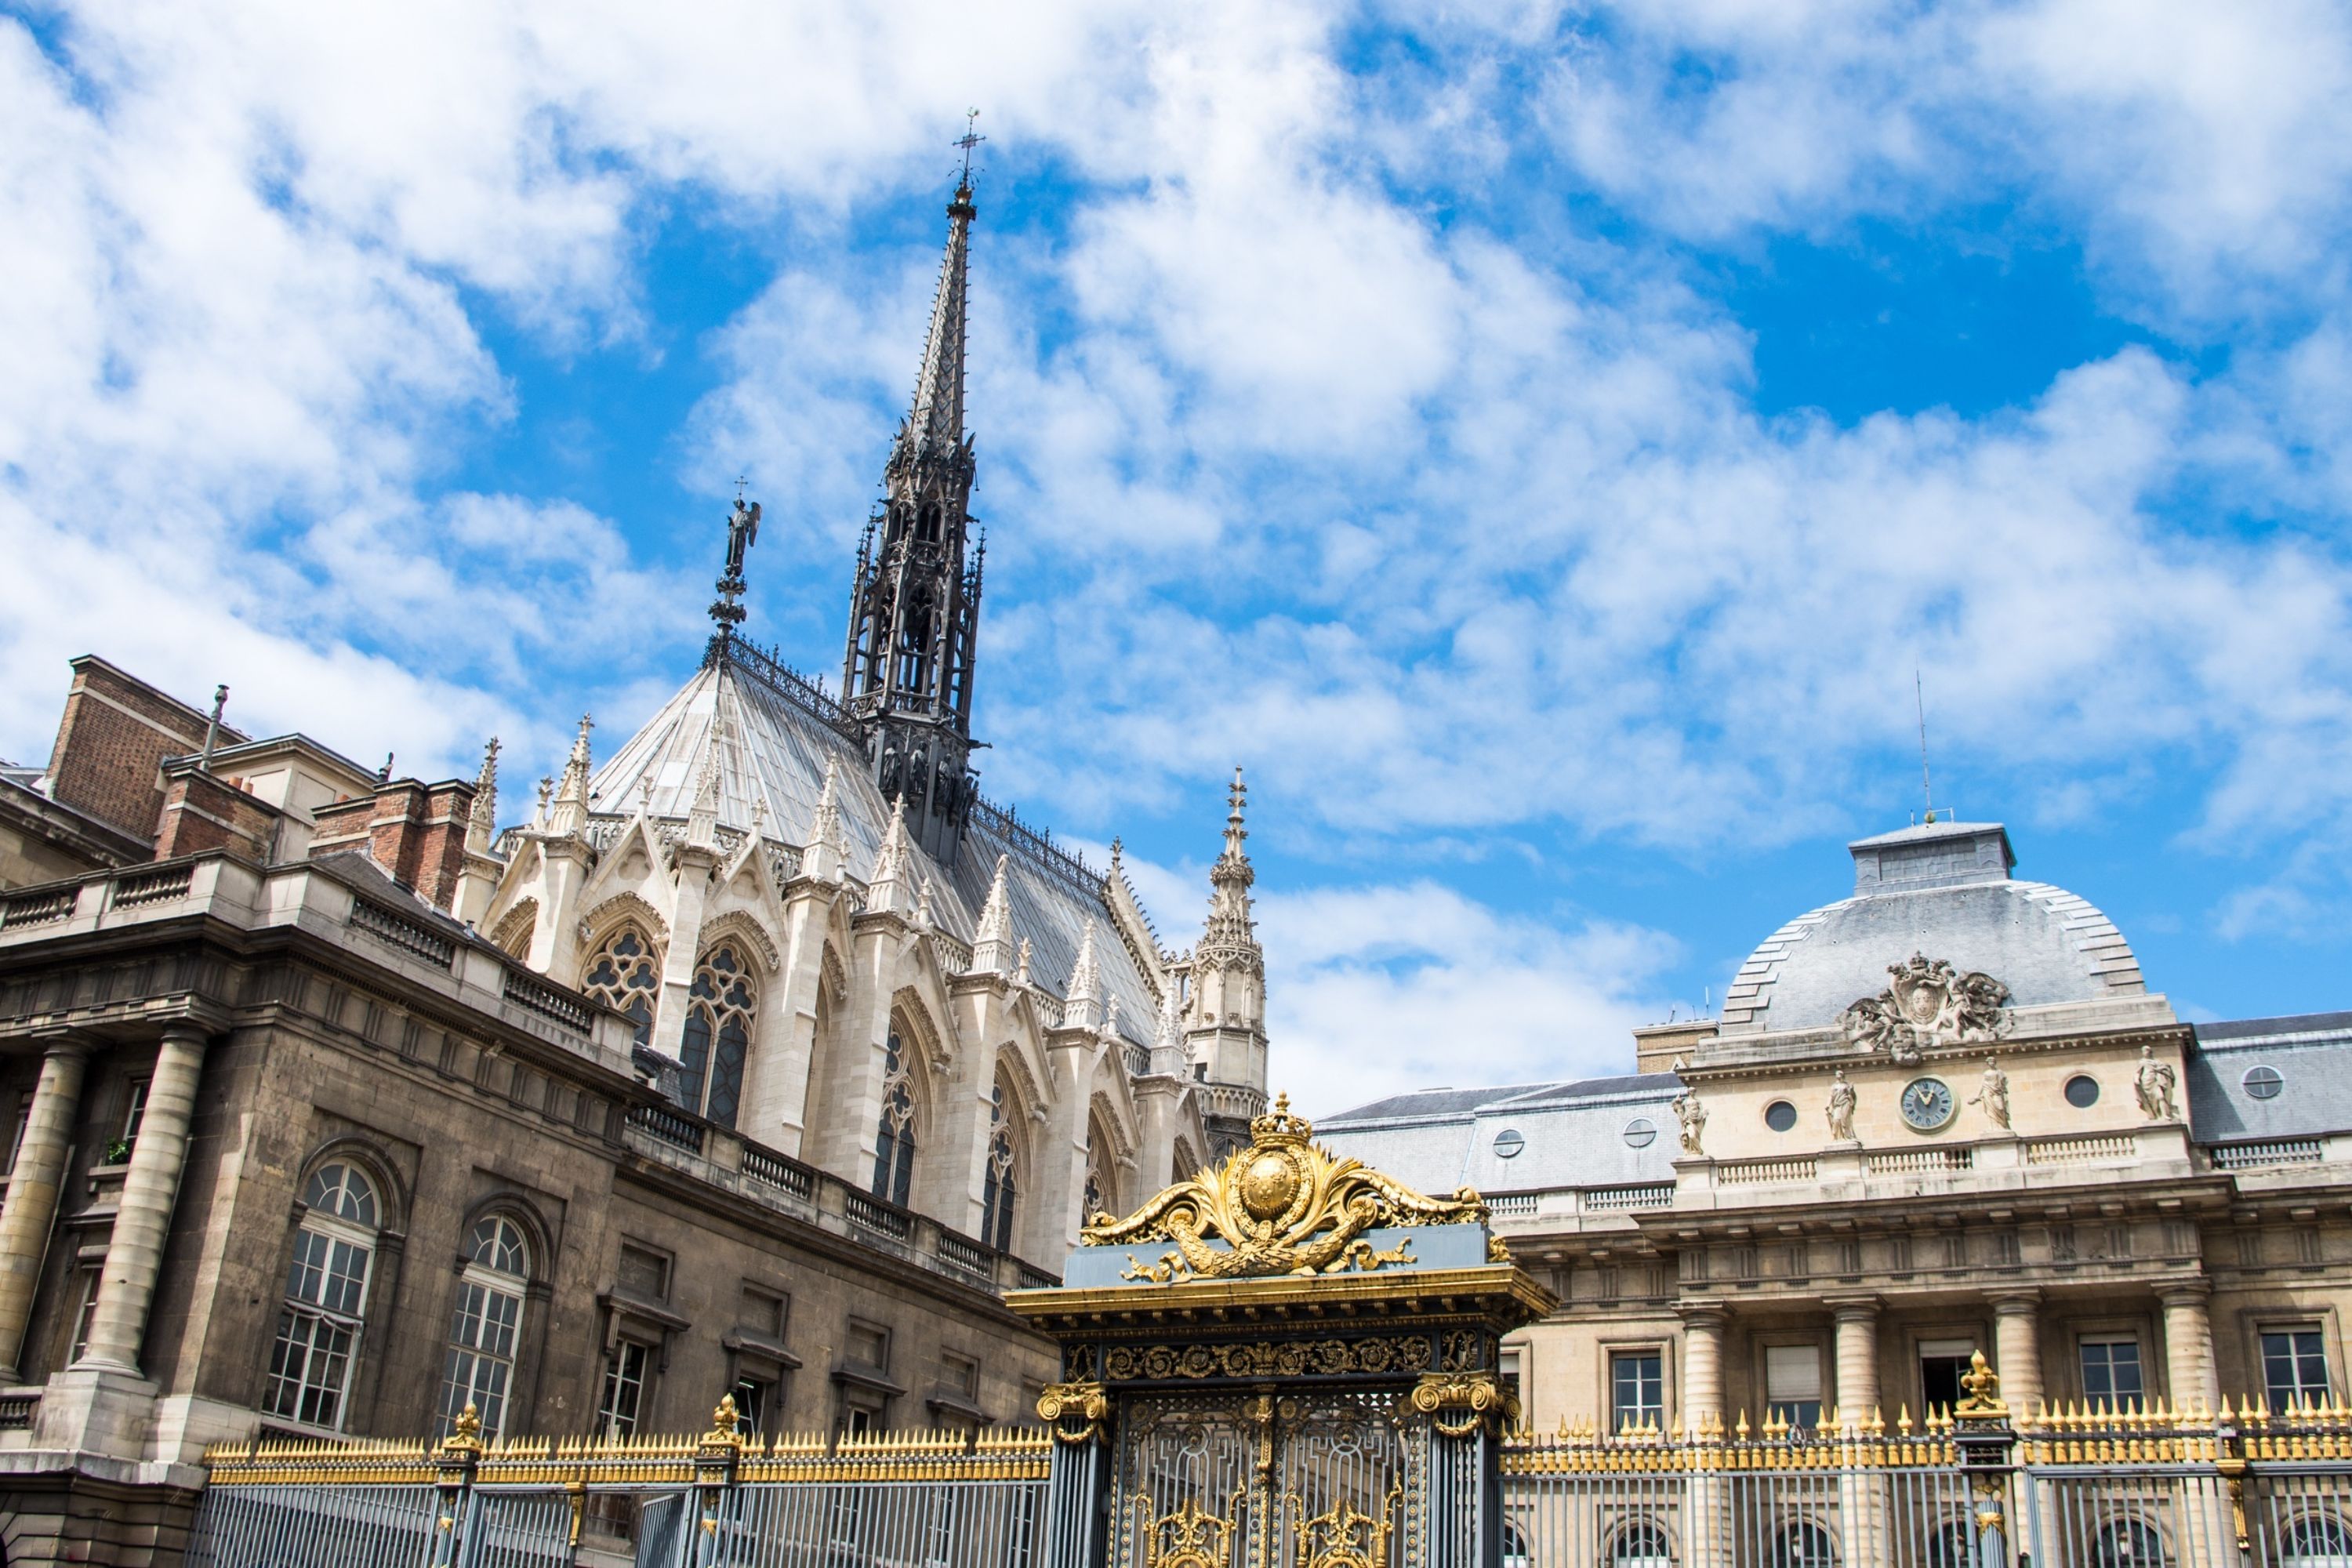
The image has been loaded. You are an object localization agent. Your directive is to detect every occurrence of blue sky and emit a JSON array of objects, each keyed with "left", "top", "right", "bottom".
[{"left": 5, "top": 1, "right": 2350, "bottom": 1106}]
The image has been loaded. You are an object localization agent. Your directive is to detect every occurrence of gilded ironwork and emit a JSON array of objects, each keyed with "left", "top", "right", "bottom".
[
  {"left": 1102, "top": 1334, "right": 1432, "bottom": 1384},
  {"left": 1407, "top": 1372, "right": 1519, "bottom": 1436},
  {"left": 1955, "top": 1348, "right": 2005, "bottom": 1416},
  {"left": 1038, "top": 1377, "right": 1112, "bottom": 1444},
  {"left": 1083, "top": 1094, "right": 1486, "bottom": 1283},
  {"left": 1289, "top": 1487, "right": 1400, "bottom": 1568},
  {"left": 1136, "top": 1495, "right": 1243, "bottom": 1568}
]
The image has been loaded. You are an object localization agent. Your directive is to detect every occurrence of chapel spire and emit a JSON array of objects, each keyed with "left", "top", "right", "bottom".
[
  {"left": 839, "top": 138, "right": 987, "bottom": 870},
  {"left": 1185, "top": 767, "right": 1269, "bottom": 1155}
]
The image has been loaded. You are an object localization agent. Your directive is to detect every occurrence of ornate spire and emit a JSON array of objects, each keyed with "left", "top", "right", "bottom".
[
  {"left": 465, "top": 738, "right": 499, "bottom": 854},
  {"left": 1065, "top": 919, "right": 1102, "bottom": 1030},
  {"left": 546, "top": 716, "right": 593, "bottom": 835},
  {"left": 802, "top": 753, "right": 849, "bottom": 882},
  {"left": 1151, "top": 979, "right": 1185, "bottom": 1074},
  {"left": 706, "top": 491, "right": 761, "bottom": 660},
  {"left": 838, "top": 147, "right": 988, "bottom": 871},
  {"left": 867, "top": 793, "right": 911, "bottom": 915},
  {"left": 1206, "top": 766, "right": 1256, "bottom": 944},
  {"left": 1188, "top": 767, "right": 1269, "bottom": 1152},
  {"left": 971, "top": 853, "right": 1014, "bottom": 973}
]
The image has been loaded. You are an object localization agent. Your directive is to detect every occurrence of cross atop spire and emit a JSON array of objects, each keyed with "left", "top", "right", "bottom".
[{"left": 956, "top": 108, "right": 985, "bottom": 193}]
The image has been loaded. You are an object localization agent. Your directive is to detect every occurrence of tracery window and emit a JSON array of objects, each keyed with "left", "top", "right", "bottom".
[
  {"left": 980, "top": 1080, "right": 1018, "bottom": 1252},
  {"left": 437, "top": 1215, "right": 530, "bottom": 1440},
  {"left": 678, "top": 944, "right": 755, "bottom": 1129},
  {"left": 263, "top": 1163, "right": 379, "bottom": 1431},
  {"left": 872, "top": 1029, "right": 916, "bottom": 1206},
  {"left": 582, "top": 927, "right": 660, "bottom": 1051},
  {"left": 1083, "top": 1163, "right": 1106, "bottom": 1224}
]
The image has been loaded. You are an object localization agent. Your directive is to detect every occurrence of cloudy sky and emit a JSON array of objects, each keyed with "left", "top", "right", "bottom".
[{"left": 5, "top": 1, "right": 2350, "bottom": 1112}]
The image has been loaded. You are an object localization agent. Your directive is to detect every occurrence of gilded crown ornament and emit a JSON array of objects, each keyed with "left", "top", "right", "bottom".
[{"left": 1082, "top": 1093, "right": 1488, "bottom": 1283}]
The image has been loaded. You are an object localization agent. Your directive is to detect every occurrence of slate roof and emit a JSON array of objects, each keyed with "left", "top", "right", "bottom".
[
  {"left": 1316, "top": 1073, "right": 1683, "bottom": 1196},
  {"left": 2186, "top": 1012, "right": 2352, "bottom": 1144},
  {"left": 584, "top": 648, "right": 1159, "bottom": 1042}
]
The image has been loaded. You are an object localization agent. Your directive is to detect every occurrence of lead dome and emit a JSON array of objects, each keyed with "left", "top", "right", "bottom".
[{"left": 1719, "top": 818, "right": 2147, "bottom": 1036}]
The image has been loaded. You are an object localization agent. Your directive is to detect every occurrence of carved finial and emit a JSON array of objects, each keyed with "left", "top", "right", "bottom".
[
  {"left": 1014, "top": 935, "right": 1033, "bottom": 986},
  {"left": 1065, "top": 920, "right": 1102, "bottom": 1029},
  {"left": 915, "top": 873, "right": 935, "bottom": 927},
  {"left": 466, "top": 738, "right": 501, "bottom": 853}
]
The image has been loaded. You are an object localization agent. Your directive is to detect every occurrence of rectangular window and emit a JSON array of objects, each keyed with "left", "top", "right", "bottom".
[
  {"left": 122, "top": 1078, "right": 149, "bottom": 1143},
  {"left": 599, "top": 1341, "right": 650, "bottom": 1437},
  {"left": 943, "top": 1352, "right": 980, "bottom": 1400},
  {"left": 437, "top": 1276, "right": 524, "bottom": 1439},
  {"left": 1498, "top": 1348, "right": 1523, "bottom": 1414},
  {"left": 68, "top": 1268, "right": 101, "bottom": 1363},
  {"left": 848, "top": 1321, "right": 889, "bottom": 1371},
  {"left": 734, "top": 1376, "right": 771, "bottom": 1436},
  {"left": 261, "top": 1220, "right": 372, "bottom": 1431},
  {"left": 5, "top": 1099, "right": 30, "bottom": 1175},
  {"left": 1765, "top": 1344, "right": 1823, "bottom": 1432},
  {"left": 2079, "top": 1338, "right": 2145, "bottom": 1411},
  {"left": 1612, "top": 1350, "right": 1664, "bottom": 1432},
  {"left": 741, "top": 1286, "right": 787, "bottom": 1341},
  {"left": 1919, "top": 1337, "right": 1976, "bottom": 1417},
  {"left": 616, "top": 1243, "right": 669, "bottom": 1302},
  {"left": 2263, "top": 1329, "right": 2331, "bottom": 1411}
]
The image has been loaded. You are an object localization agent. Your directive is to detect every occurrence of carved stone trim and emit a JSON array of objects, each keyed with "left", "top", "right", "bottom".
[
  {"left": 697, "top": 909, "right": 781, "bottom": 973},
  {"left": 1839, "top": 952, "right": 2011, "bottom": 1064}
]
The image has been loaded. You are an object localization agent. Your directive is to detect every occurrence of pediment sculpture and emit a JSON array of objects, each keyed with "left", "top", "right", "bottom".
[
  {"left": 1839, "top": 952, "right": 2010, "bottom": 1065},
  {"left": 1082, "top": 1094, "right": 1488, "bottom": 1283}
]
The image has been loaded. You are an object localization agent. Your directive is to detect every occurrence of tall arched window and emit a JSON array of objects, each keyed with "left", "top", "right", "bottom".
[
  {"left": 263, "top": 1163, "right": 379, "bottom": 1431},
  {"left": 872, "top": 1029, "right": 916, "bottom": 1206},
  {"left": 980, "top": 1080, "right": 1018, "bottom": 1252},
  {"left": 582, "top": 927, "right": 660, "bottom": 1051},
  {"left": 678, "top": 944, "right": 756, "bottom": 1129},
  {"left": 437, "top": 1215, "right": 532, "bottom": 1440}
]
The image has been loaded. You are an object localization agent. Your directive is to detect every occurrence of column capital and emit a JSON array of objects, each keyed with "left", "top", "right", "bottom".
[
  {"left": 1991, "top": 1290, "right": 2043, "bottom": 1316},
  {"left": 1675, "top": 1302, "right": 1728, "bottom": 1330},
  {"left": 2160, "top": 1280, "right": 2212, "bottom": 1308},
  {"left": 1824, "top": 1294, "right": 1881, "bottom": 1323},
  {"left": 26, "top": 1029, "right": 96, "bottom": 1061},
  {"left": 156, "top": 1021, "right": 212, "bottom": 1048}
]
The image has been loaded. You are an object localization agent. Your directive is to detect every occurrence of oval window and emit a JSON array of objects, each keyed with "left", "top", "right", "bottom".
[
  {"left": 2243, "top": 1065, "right": 2283, "bottom": 1101},
  {"left": 1763, "top": 1100, "right": 1798, "bottom": 1133},
  {"left": 1493, "top": 1128, "right": 1526, "bottom": 1159},
  {"left": 2064, "top": 1074, "right": 2100, "bottom": 1109},
  {"left": 1624, "top": 1117, "right": 1657, "bottom": 1149}
]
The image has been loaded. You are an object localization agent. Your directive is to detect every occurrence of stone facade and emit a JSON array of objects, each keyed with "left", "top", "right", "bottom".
[{"left": 1319, "top": 818, "right": 2352, "bottom": 1445}]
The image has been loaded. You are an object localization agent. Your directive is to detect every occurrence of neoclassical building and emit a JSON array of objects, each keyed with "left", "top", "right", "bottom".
[
  {"left": 0, "top": 172, "right": 1265, "bottom": 1563},
  {"left": 1319, "top": 817, "right": 2350, "bottom": 1439}
]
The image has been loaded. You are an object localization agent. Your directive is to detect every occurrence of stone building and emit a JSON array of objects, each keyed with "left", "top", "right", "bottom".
[
  {"left": 1319, "top": 816, "right": 2351, "bottom": 1439},
  {"left": 0, "top": 172, "right": 1263, "bottom": 1563}
]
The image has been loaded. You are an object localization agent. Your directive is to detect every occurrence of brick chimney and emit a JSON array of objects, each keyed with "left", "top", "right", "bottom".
[
  {"left": 153, "top": 763, "right": 285, "bottom": 864},
  {"left": 310, "top": 778, "right": 477, "bottom": 910},
  {"left": 45, "top": 657, "right": 249, "bottom": 844}
]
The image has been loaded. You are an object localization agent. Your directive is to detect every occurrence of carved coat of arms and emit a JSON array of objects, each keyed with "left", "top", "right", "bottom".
[{"left": 1838, "top": 952, "right": 2010, "bottom": 1065}]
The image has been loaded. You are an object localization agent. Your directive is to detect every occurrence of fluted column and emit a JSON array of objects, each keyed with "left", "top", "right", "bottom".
[
  {"left": 0, "top": 1039, "right": 92, "bottom": 1381},
  {"left": 1679, "top": 1306, "right": 1727, "bottom": 1430},
  {"left": 76, "top": 1025, "right": 206, "bottom": 1375},
  {"left": 1831, "top": 1298, "right": 1880, "bottom": 1430},
  {"left": 2162, "top": 1284, "right": 2220, "bottom": 1413},
  {"left": 1992, "top": 1292, "right": 2044, "bottom": 1417}
]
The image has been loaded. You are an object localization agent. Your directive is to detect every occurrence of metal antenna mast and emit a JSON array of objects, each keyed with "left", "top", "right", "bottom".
[{"left": 1915, "top": 669, "right": 1935, "bottom": 825}]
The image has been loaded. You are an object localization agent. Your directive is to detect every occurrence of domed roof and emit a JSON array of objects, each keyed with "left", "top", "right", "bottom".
[{"left": 1719, "top": 820, "right": 2147, "bottom": 1036}]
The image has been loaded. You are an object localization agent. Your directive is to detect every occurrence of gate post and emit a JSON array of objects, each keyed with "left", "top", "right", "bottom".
[
  {"left": 690, "top": 1393, "right": 750, "bottom": 1568},
  {"left": 1007, "top": 1094, "right": 1555, "bottom": 1568},
  {"left": 428, "top": 1403, "right": 485, "bottom": 1568},
  {"left": 1951, "top": 1352, "right": 2018, "bottom": 1568}
]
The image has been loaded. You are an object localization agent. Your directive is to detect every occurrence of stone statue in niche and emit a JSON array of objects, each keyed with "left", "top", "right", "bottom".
[
  {"left": 1825, "top": 1067, "right": 1857, "bottom": 1142},
  {"left": 1673, "top": 1090, "right": 1708, "bottom": 1156},
  {"left": 1970, "top": 1056, "right": 2012, "bottom": 1130},
  {"left": 2134, "top": 1042, "right": 2179, "bottom": 1122},
  {"left": 1839, "top": 952, "right": 2012, "bottom": 1065}
]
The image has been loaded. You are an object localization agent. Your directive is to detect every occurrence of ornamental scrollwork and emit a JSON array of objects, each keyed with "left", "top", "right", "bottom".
[
  {"left": 1036, "top": 1378, "right": 1110, "bottom": 1445},
  {"left": 1839, "top": 952, "right": 2010, "bottom": 1065},
  {"left": 1082, "top": 1094, "right": 1486, "bottom": 1283},
  {"left": 1408, "top": 1371, "right": 1519, "bottom": 1437},
  {"left": 1136, "top": 1495, "right": 1241, "bottom": 1568},
  {"left": 1101, "top": 1334, "right": 1432, "bottom": 1384}
]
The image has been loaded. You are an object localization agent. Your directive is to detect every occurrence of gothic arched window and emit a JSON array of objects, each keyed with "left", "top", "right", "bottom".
[
  {"left": 1083, "top": 1163, "right": 1106, "bottom": 1225},
  {"left": 872, "top": 1029, "right": 916, "bottom": 1207},
  {"left": 437, "top": 1215, "right": 531, "bottom": 1440},
  {"left": 582, "top": 927, "right": 660, "bottom": 1051},
  {"left": 264, "top": 1162, "right": 380, "bottom": 1432},
  {"left": 678, "top": 944, "right": 755, "bottom": 1129},
  {"left": 981, "top": 1080, "right": 1018, "bottom": 1252}
]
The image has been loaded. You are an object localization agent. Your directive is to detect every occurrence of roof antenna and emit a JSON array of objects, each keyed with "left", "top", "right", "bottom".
[
  {"left": 955, "top": 108, "right": 985, "bottom": 193},
  {"left": 1915, "top": 668, "right": 1936, "bottom": 826}
]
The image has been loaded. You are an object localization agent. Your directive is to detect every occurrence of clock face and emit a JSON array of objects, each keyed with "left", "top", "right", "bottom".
[{"left": 1900, "top": 1077, "right": 1956, "bottom": 1131}]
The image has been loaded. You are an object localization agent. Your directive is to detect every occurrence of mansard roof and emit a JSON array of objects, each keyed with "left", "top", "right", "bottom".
[
  {"left": 583, "top": 643, "right": 1160, "bottom": 1043},
  {"left": 1316, "top": 1073, "right": 1684, "bottom": 1197}
]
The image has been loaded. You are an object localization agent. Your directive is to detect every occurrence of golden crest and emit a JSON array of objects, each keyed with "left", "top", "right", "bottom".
[
  {"left": 1138, "top": 1495, "right": 1241, "bottom": 1568},
  {"left": 1082, "top": 1094, "right": 1488, "bottom": 1283},
  {"left": 1292, "top": 1489, "right": 1401, "bottom": 1568}
]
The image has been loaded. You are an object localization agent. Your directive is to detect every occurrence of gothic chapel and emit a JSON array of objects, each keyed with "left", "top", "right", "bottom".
[{"left": 470, "top": 169, "right": 1257, "bottom": 1259}]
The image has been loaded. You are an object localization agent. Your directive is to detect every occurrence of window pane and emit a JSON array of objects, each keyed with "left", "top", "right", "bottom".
[
  {"left": 1613, "top": 1352, "right": 1664, "bottom": 1432},
  {"left": 678, "top": 1011, "right": 712, "bottom": 1122},
  {"left": 2265, "top": 1330, "right": 2332, "bottom": 1410}
]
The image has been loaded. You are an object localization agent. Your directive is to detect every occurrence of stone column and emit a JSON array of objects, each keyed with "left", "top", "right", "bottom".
[
  {"left": 1831, "top": 1298, "right": 1881, "bottom": 1429},
  {"left": 76, "top": 1025, "right": 206, "bottom": 1375},
  {"left": 2162, "top": 1284, "right": 2220, "bottom": 1413},
  {"left": 1991, "top": 1292, "right": 2044, "bottom": 1417},
  {"left": 1679, "top": 1305, "right": 1727, "bottom": 1430},
  {"left": 0, "top": 1039, "right": 92, "bottom": 1381}
]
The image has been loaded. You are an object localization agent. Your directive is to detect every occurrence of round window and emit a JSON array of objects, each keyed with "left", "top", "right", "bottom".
[
  {"left": 1624, "top": 1117, "right": 1657, "bottom": 1149},
  {"left": 1763, "top": 1100, "right": 1798, "bottom": 1133},
  {"left": 1493, "top": 1128, "right": 1526, "bottom": 1159},
  {"left": 2243, "top": 1065, "right": 2284, "bottom": 1101},
  {"left": 2064, "top": 1074, "right": 2100, "bottom": 1109}
]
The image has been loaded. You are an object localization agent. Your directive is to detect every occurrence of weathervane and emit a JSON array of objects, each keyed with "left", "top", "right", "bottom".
[{"left": 955, "top": 109, "right": 985, "bottom": 191}]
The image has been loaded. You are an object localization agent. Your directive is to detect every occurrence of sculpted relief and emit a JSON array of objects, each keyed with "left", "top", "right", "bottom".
[{"left": 1839, "top": 952, "right": 2011, "bottom": 1065}]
